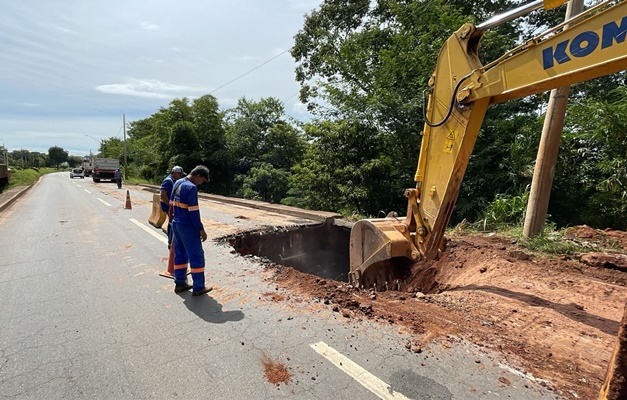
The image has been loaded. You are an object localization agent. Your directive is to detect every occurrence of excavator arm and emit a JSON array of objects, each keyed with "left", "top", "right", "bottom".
[{"left": 349, "top": 0, "right": 627, "bottom": 290}]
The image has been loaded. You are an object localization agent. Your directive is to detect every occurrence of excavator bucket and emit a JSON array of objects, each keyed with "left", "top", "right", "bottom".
[{"left": 349, "top": 218, "right": 418, "bottom": 291}]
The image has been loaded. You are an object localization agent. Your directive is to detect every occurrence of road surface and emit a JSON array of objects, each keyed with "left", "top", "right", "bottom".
[{"left": 0, "top": 172, "right": 558, "bottom": 399}]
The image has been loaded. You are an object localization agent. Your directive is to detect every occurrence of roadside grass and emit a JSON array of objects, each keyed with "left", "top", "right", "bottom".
[
  {"left": 5, "top": 167, "right": 57, "bottom": 190},
  {"left": 124, "top": 177, "right": 153, "bottom": 186},
  {"left": 452, "top": 220, "right": 624, "bottom": 256}
]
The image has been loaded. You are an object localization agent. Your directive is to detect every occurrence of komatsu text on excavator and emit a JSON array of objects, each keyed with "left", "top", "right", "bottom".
[{"left": 349, "top": 0, "right": 627, "bottom": 290}]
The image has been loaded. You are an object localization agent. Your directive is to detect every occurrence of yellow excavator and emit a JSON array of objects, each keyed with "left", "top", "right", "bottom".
[{"left": 349, "top": 0, "right": 627, "bottom": 291}]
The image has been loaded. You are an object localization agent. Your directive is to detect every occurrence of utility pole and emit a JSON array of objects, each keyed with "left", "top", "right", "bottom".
[
  {"left": 523, "top": 0, "right": 584, "bottom": 239},
  {"left": 123, "top": 114, "right": 128, "bottom": 180}
]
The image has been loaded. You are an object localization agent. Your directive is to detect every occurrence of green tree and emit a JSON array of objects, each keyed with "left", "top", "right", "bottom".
[
  {"left": 237, "top": 162, "right": 290, "bottom": 203},
  {"left": 127, "top": 110, "right": 171, "bottom": 180},
  {"left": 556, "top": 87, "right": 627, "bottom": 229},
  {"left": 68, "top": 156, "right": 82, "bottom": 168},
  {"left": 100, "top": 137, "right": 124, "bottom": 160},
  {"left": 48, "top": 146, "right": 68, "bottom": 168},
  {"left": 290, "top": 0, "right": 527, "bottom": 218},
  {"left": 284, "top": 119, "right": 402, "bottom": 215},
  {"left": 191, "top": 95, "right": 229, "bottom": 194},
  {"left": 225, "top": 97, "right": 286, "bottom": 164},
  {"left": 225, "top": 97, "right": 305, "bottom": 200}
]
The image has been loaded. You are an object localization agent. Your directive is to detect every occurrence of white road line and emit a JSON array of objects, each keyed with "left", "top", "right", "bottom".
[
  {"left": 310, "top": 341, "right": 410, "bottom": 400},
  {"left": 84, "top": 189, "right": 91, "bottom": 193},
  {"left": 97, "top": 198, "right": 111, "bottom": 207},
  {"left": 129, "top": 218, "right": 168, "bottom": 245},
  {"left": 77, "top": 185, "right": 82, "bottom": 187}
]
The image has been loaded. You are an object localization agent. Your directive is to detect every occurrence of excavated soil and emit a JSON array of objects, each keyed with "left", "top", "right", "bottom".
[
  {"left": 261, "top": 355, "right": 292, "bottom": 387},
  {"left": 262, "top": 225, "right": 627, "bottom": 400}
]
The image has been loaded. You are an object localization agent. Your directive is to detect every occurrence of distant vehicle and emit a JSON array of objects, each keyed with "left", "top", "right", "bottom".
[
  {"left": 92, "top": 158, "right": 119, "bottom": 182},
  {"left": 81, "top": 156, "right": 93, "bottom": 177},
  {"left": 0, "top": 164, "right": 11, "bottom": 187},
  {"left": 70, "top": 168, "right": 84, "bottom": 179}
]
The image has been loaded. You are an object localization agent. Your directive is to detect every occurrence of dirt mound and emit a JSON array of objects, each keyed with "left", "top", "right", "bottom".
[
  {"left": 268, "top": 228, "right": 627, "bottom": 400},
  {"left": 565, "top": 225, "right": 627, "bottom": 249}
]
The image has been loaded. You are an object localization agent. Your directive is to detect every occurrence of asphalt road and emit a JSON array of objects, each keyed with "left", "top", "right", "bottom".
[{"left": 0, "top": 172, "right": 559, "bottom": 399}]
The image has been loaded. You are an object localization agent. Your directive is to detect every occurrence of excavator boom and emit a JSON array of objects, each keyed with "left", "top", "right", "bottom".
[{"left": 349, "top": 0, "right": 627, "bottom": 291}]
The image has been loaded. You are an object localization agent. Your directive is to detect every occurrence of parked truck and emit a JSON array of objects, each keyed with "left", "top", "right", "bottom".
[
  {"left": 81, "top": 156, "right": 93, "bottom": 177},
  {"left": 91, "top": 158, "right": 119, "bottom": 182},
  {"left": 0, "top": 164, "right": 11, "bottom": 188}
]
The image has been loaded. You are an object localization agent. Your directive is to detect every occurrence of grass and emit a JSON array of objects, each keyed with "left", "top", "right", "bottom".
[
  {"left": 454, "top": 220, "right": 624, "bottom": 256},
  {"left": 3, "top": 167, "right": 57, "bottom": 190},
  {"left": 124, "top": 177, "right": 153, "bottom": 186},
  {"left": 0, "top": 167, "right": 156, "bottom": 193},
  {"left": 501, "top": 225, "right": 594, "bottom": 255}
]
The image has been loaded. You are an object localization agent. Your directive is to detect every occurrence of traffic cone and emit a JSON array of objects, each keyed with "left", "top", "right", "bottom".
[
  {"left": 159, "top": 244, "right": 175, "bottom": 279},
  {"left": 124, "top": 190, "right": 132, "bottom": 209},
  {"left": 159, "top": 243, "right": 190, "bottom": 279}
]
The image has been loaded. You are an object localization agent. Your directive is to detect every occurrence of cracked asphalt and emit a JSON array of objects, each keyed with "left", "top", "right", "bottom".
[{"left": 0, "top": 172, "right": 559, "bottom": 399}]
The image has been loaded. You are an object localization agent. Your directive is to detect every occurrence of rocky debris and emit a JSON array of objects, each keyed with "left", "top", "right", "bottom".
[{"left": 576, "top": 252, "right": 627, "bottom": 271}]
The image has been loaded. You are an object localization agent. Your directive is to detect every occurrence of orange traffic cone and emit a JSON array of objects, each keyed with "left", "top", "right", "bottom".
[
  {"left": 124, "top": 190, "right": 132, "bottom": 209},
  {"left": 159, "top": 243, "right": 190, "bottom": 279},
  {"left": 159, "top": 244, "right": 175, "bottom": 279}
]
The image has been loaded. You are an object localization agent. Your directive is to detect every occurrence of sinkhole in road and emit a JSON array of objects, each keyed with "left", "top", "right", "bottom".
[{"left": 228, "top": 223, "right": 351, "bottom": 282}]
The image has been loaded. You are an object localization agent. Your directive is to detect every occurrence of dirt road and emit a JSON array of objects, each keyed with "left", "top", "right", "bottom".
[{"left": 266, "top": 226, "right": 627, "bottom": 399}]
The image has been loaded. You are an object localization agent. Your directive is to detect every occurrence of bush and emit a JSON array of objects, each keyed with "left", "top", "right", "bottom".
[{"left": 478, "top": 186, "right": 530, "bottom": 230}]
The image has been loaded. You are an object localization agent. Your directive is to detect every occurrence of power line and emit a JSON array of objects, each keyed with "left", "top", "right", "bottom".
[
  {"left": 210, "top": 49, "right": 290, "bottom": 95},
  {"left": 282, "top": 91, "right": 300, "bottom": 104},
  {"left": 210, "top": 3, "right": 372, "bottom": 103}
]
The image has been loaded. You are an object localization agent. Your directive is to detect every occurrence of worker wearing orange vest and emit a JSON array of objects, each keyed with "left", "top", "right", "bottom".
[{"left": 170, "top": 165, "right": 212, "bottom": 296}]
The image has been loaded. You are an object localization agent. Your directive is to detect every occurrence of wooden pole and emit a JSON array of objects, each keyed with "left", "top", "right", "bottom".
[
  {"left": 523, "top": 0, "right": 584, "bottom": 238},
  {"left": 123, "top": 114, "right": 128, "bottom": 180}
]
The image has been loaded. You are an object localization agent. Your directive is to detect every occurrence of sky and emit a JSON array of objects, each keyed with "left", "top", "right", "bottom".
[{"left": 0, "top": 0, "right": 322, "bottom": 157}]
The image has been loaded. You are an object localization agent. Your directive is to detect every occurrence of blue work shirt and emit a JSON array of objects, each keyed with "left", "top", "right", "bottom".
[
  {"left": 171, "top": 178, "right": 204, "bottom": 232},
  {"left": 160, "top": 174, "right": 175, "bottom": 213}
]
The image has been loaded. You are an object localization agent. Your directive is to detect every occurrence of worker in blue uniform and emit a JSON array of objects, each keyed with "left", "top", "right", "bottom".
[
  {"left": 160, "top": 165, "right": 185, "bottom": 249},
  {"left": 170, "top": 165, "right": 212, "bottom": 296}
]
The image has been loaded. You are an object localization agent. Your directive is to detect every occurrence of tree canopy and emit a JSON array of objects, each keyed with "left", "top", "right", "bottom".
[
  {"left": 83, "top": 0, "right": 626, "bottom": 230},
  {"left": 48, "top": 146, "right": 68, "bottom": 168}
]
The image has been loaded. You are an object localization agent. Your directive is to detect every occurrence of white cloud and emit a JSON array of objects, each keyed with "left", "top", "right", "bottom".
[
  {"left": 286, "top": 0, "right": 321, "bottom": 10},
  {"left": 219, "top": 97, "right": 239, "bottom": 108},
  {"left": 233, "top": 55, "right": 262, "bottom": 62},
  {"left": 95, "top": 79, "right": 202, "bottom": 99},
  {"left": 292, "top": 102, "right": 309, "bottom": 115},
  {"left": 140, "top": 21, "right": 160, "bottom": 30},
  {"left": 1, "top": 0, "right": 320, "bottom": 153},
  {"left": 54, "top": 26, "right": 75, "bottom": 34}
]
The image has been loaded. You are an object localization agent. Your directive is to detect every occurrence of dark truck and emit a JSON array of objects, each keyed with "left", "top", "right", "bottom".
[
  {"left": 0, "top": 164, "right": 11, "bottom": 188},
  {"left": 91, "top": 158, "right": 119, "bottom": 182}
]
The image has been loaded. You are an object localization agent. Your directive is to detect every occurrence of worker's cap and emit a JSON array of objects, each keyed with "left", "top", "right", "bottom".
[{"left": 171, "top": 166, "right": 185, "bottom": 174}]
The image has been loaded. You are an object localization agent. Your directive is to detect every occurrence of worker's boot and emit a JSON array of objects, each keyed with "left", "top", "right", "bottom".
[
  {"left": 174, "top": 283, "right": 193, "bottom": 293},
  {"left": 192, "top": 287, "right": 213, "bottom": 296}
]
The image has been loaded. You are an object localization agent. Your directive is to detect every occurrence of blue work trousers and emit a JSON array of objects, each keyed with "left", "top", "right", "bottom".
[{"left": 172, "top": 222, "right": 206, "bottom": 291}]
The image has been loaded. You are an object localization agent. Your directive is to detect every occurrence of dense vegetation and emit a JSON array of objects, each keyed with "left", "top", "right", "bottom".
[{"left": 3, "top": 0, "right": 625, "bottom": 230}]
